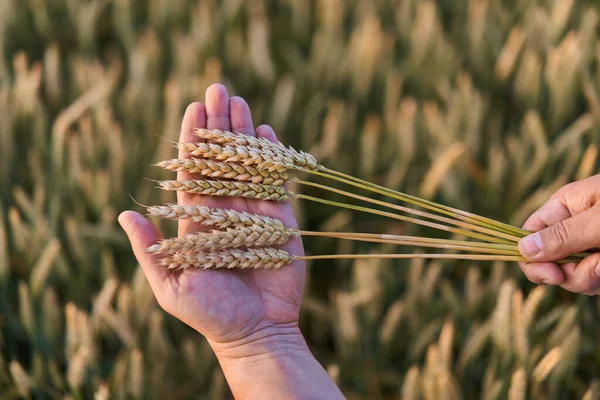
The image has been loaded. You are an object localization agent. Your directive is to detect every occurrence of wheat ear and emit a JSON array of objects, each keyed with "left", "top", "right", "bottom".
[
  {"left": 146, "top": 204, "right": 287, "bottom": 230},
  {"left": 176, "top": 142, "right": 295, "bottom": 171},
  {"left": 194, "top": 128, "right": 321, "bottom": 170},
  {"left": 154, "top": 158, "right": 288, "bottom": 185},
  {"left": 157, "top": 180, "right": 289, "bottom": 201},
  {"left": 159, "top": 248, "right": 294, "bottom": 270},
  {"left": 148, "top": 225, "right": 298, "bottom": 254}
]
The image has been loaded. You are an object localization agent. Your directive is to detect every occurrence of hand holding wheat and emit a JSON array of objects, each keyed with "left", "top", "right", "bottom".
[
  {"left": 118, "top": 85, "right": 307, "bottom": 350},
  {"left": 517, "top": 175, "right": 600, "bottom": 295},
  {"left": 119, "top": 85, "right": 348, "bottom": 400}
]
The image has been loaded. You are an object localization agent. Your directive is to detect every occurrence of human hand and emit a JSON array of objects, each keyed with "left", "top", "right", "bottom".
[
  {"left": 118, "top": 84, "right": 307, "bottom": 352},
  {"left": 518, "top": 175, "right": 600, "bottom": 295}
]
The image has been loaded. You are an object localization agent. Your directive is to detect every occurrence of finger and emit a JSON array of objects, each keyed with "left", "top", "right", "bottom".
[
  {"left": 550, "top": 175, "right": 600, "bottom": 216},
  {"left": 519, "top": 205, "right": 600, "bottom": 261},
  {"left": 518, "top": 261, "right": 565, "bottom": 285},
  {"left": 176, "top": 103, "right": 207, "bottom": 236},
  {"left": 558, "top": 254, "right": 600, "bottom": 295},
  {"left": 177, "top": 102, "right": 207, "bottom": 186},
  {"left": 230, "top": 96, "right": 255, "bottom": 136},
  {"left": 178, "top": 84, "right": 230, "bottom": 236},
  {"left": 118, "top": 211, "right": 169, "bottom": 299},
  {"left": 256, "top": 124, "right": 278, "bottom": 143},
  {"left": 205, "top": 84, "right": 231, "bottom": 131},
  {"left": 522, "top": 198, "right": 572, "bottom": 232}
]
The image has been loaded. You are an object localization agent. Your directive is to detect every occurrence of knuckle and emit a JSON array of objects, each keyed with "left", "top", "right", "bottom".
[{"left": 545, "top": 221, "right": 570, "bottom": 251}]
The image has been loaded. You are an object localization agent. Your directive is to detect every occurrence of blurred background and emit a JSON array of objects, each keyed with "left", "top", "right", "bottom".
[{"left": 1, "top": 0, "right": 600, "bottom": 398}]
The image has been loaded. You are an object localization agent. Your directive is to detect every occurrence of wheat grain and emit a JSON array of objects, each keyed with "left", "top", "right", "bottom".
[
  {"left": 523, "top": 285, "right": 547, "bottom": 332},
  {"left": 491, "top": 280, "right": 514, "bottom": 351},
  {"left": 158, "top": 248, "right": 293, "bottom": 270},
  {"left": 402, "top": 366, "right": 421, "bottom": 400},
  {"left": 146, "top": 204, "right": 287, "bottom": 230},
  {"left": 147, "top": 225, "right": 297, "bottom": 254},
  {"left": 532, "top": 347, "right": 561, "bottom": 383},
  {"left": 157, "top": 180, "right": 289, "bottom": 201},
  {"left": 554, "top": 327, "right": 579, "bottom": 379},
  {"left": 177, "top": 141, "right": 295, "bottom": 171},
  {"left": 512, "top": 290, "right": 528, "bottom": 361},
  {"left": 195, "top": 128, "right": 280, "bottom": 149},
  {"left": 438, "top": 320, "right": 454, "bottom": 369},
  {"left": 423, "top": 345, "right": 440, "bottom": 400},
  {"left": 9, "top": 361, "right": 31, "bottom": 398},
  {"left": 436, "top": 370, "right": 459, "bottom": 400},
  {"left": 194, "top": 128, "right": 321, "bottom": 170},
  {"left": 154, "top": 158, "right": 288, "bottom": 185},
  {"left": 457, "top": 322, "right": 491, "bottom": 373},
  {"left": 508, "top": 368, "right": 526, "bottom": 400},
  {"left": 379, "top": 299, "right": 404, "bottom": 345}
]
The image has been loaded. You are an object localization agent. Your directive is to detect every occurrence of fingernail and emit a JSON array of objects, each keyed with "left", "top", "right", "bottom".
[
  {"left": 595, "top": 263, "right": 600, "bottom": 279},
  {"left": 521, "top": 234, "right": 542, "bottom": 257}
]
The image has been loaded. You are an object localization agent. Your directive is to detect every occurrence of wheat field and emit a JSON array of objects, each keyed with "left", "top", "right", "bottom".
[{"left": 1, "top": 0, "right": 600, "bottom": 398}]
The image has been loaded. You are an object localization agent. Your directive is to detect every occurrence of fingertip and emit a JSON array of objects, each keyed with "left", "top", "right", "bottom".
[
  {"left": 256, "top": 124, "right": 278, "bottom": 143},
  {"left": 229, "top": 96, "right": 255, "bottom": 136},
  {"left": 178, "top": 102, "right": 207, "bottom": 187},
  {"left": 520, "top": 262, "right": 565, "bottom": 285},
  {"left": 118, "top": 211, "right": 161, "bottom": 247},
  {"left": 120, "top": 210, "right": 170, "bottom": 290},
  {"left": 521, "top": 217, "right": 540, "bottom": 233},
  {"left": 180, "top": 102, "right": 207, "bottom": 144},
  {"left": 206, "top": 84, "right": 231, "bottom": 130},
  {"left": 118, "top": 210, "right": 130, "bottom": 227},
  {"left": 560, "top": 255, "right": 600, "bottom": 294},
  {"left": 206, "top": 83, "right": 229, "bottom": 99}
]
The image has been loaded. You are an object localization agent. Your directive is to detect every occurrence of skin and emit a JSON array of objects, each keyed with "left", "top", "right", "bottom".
[
  {"left": 119, "top": 84, "right": 345, "bottom": 400},
  {"left": 518, "top": 174, "right": 600, "bottom": 295}
]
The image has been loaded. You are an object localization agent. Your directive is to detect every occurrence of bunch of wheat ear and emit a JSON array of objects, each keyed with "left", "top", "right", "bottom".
[{"left": 145, "top": 129, "right": 587, "bottom": 270}]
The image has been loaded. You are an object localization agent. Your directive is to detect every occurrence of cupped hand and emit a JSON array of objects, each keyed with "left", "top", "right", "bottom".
[
  {"left": 118, "top": 84, "right": 306, "bottom": 349},
  {"left": 518, "top": 174, "right": 600, "bottom": 295}
]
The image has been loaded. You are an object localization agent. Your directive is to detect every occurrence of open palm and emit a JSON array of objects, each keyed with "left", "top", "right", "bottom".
[{"left": 119, "top": 84, "right": 306, "bottom": 345}]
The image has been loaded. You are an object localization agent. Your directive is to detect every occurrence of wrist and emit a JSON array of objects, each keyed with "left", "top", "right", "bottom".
[
  {"left": 208, "top": 322, "right": 346, "bottom": 400},
  {"left": 208, "top": 322, "right": 311, "bottom": 364}
]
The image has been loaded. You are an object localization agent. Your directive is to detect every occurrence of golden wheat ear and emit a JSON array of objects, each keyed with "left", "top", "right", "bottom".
[
  {"left": 147, "top": 225, "right": 297, "bottom": 254},
  {"left": 156, "top": 180, "right": 290, "bottom": 201},
  {"left": 146, "top": 204, "right": 288, "bottom": 230},
  {"left": 158, "top": 248, "right": 294, "bottom": 270},
  {"left": 153, "top": 158, "right": 288, "bottom": 185},
  {"left": 194, "top": 128, "right": 321, "bottom": 170}
]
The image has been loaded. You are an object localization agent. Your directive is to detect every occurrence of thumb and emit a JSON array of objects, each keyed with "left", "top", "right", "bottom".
[
  {"left": 518, "top": 205, "right": 600, "bottom": 262},
  {"left": 118, "top": 211, "right": 170, "bottom": 297}
]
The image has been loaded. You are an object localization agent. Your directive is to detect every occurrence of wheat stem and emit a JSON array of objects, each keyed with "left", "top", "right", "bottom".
[
  {"left": 294, "top": 193, "right": 511, "bottom": 245},
  {"left": 308, "top": 167, "right": 528, "bottom": 237},
  {"left": 294, "top": 178, "right": 520, "bottom": 243},
  {"left": 190, "top": 129, "right": 527, "bottom": 237},
  {"left": 299, "top": 231, "right": 520, "bottom": 255},
  {"left": 296, "top": 254, "right": 526, "bottom": 262}
]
